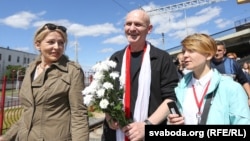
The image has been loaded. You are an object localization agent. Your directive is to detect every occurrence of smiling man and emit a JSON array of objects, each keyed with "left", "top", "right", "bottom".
[{"left": 101, "top": 9, "right": 179, "bottom": 141}]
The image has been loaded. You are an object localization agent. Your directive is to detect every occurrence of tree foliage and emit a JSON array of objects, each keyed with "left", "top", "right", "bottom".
[{"left": 5, "top": 65, "right": 26, "bottom": 80}]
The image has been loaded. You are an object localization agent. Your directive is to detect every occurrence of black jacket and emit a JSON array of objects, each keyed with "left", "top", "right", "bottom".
[{"left": 102, "top": 44, "right": 178, "bottom": 141}]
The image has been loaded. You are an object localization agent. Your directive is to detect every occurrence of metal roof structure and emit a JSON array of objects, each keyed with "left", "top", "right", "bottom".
[{"left": 146, "top": 0, "right": 226, "bottom": 16}]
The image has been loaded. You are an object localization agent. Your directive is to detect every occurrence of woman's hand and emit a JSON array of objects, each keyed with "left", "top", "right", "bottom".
[{"left": 167, "top": 113, "right": 185, "bottom": 125}]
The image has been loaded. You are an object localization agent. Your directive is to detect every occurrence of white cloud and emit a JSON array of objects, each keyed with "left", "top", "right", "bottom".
[
  {"left": 103, "top": 35, "right": 127, "bottom": 45},
  {"left": 145, "top": 5, "right": 222, "bottom": 47},
  {"left": 147, "top": 38, "right": 163, "bottom": 49},
  {"left": 0, "top": 11, "right": 38, "bottom": 29},
  {"left": 142, "top": 2, "right": 159, "bottom": 11},
  {"left": 99, "top": 48, "right": 114, "bottom": 53},
  {"left": 214, "top": 18, "right": 232, "bottom": 28},
  {"left": 33, "top": 19, "right": 71, "bottom": 28},
  {"left": 33, "top": 21, "right": 123, "bottom": 38},
  {"left": 152, "top": 6, "right": 221, "bottom": 35},
  {"left": 68, "top": 23, "right": 121, "bottom": 37},
  {"left": 186, "top": 6, "right": 221, "bottom": 28}
]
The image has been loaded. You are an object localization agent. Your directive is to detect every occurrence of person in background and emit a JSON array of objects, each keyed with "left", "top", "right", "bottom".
[
  {"left": 242, "top": 61, "right": 250, "bottom": 83},
  {"left": 248, "top": 62, "right": 250, "bottom": 74},
  {"left": 0, "top": 23, "right": 89, "bottom": 141},
  {"left": 226, "top": 52, "right": 238, "bottom": 60},
  {"left": 168, "top": 33, "right": 250, "bottom": 125},
  {"left": 211, "top": 40, "right": 250, "bottom": 105},
  {"left": 102, "top": 9, "right": 179, "bottom": 141},
  {"left": 175, "top": 52, "right": 192, "bottom": 80}
]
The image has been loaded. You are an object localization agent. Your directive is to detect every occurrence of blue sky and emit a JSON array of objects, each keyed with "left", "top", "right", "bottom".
[{"left": 0, "top": 0, "right": 249, "bottom": 71}]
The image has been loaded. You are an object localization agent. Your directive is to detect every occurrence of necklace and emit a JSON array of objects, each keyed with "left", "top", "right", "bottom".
[
  {"left": 37, "top": 64, "right": 45, "bottom": 70},
  {"left": 34, "top": 63, "right": 46, "bottom": 79},
  {"left": 37, "top": 63, "right": 49, "bottom": 70}
]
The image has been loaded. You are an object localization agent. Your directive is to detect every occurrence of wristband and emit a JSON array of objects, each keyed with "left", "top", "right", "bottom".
[{"left": 144, "top": 119, "right": 152, "bottom": 125}]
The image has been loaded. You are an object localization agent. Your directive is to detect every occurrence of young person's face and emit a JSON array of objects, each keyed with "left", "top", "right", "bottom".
[{"left": 183, "top": 48, "right": 210, "bottom": 72}]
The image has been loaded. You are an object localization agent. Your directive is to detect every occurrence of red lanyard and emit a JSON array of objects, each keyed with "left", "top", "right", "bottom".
[{"left": 192, "top": 80, "right": 211, "bottom": 114}]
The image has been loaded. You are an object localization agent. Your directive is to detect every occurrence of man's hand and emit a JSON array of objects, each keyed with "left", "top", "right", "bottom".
[
  {"left": 105, "top": 113, "right": 120, "bottom": 130},
  {"left": 122, "top": 121, "right": 145, "bottom": 141}
]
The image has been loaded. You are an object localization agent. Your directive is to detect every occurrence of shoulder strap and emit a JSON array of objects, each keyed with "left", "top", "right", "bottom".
[{"left": 199, "top": 85, "right": 218, "bottom": 125}]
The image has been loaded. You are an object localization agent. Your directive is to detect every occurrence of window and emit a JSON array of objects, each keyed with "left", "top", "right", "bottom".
[
  {"left": 8, "top": 55, "right": 11, "bottom": 62},
  {"left": 23, "top": 57, "right": 26, "bottom": 64},
  {"left": 0, "top": 54, "right": 1, "bottom": 61},
  {"left": 17, "top": 56, "right": 20, "bottom": 63}
]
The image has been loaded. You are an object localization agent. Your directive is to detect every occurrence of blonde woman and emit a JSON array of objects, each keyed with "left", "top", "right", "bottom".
[
  {"left": 168, "top": 33, "right": 250, "bottom": 125},
  {"left": 0, "top": 23, "right": 89, "bottom": 141}
]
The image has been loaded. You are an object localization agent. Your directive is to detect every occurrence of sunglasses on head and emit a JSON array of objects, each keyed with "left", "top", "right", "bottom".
[{"left": 37, "top": 23, "right": 67, "bottom": 35}]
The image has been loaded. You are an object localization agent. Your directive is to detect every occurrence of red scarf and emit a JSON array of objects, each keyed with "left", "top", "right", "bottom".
[
  {"left": 125, "top": 46, "right": 131, "bottom": 119},
  {"left": 124, "top": 45, "right": 146, "bottom": 141}
]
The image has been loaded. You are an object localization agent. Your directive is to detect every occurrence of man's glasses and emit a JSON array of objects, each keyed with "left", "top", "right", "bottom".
[{"left": 37, "top": 23, "right": 67, "bottom": 35}]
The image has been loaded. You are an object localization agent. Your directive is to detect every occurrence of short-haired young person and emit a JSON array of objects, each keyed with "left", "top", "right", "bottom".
[{"left": 168, "top": 33, "right": 250, "bottom": 125}]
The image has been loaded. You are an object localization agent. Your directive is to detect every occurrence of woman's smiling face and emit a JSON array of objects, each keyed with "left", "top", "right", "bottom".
[{"left": 35, "top": 31, "right": 65, "bottom": 64}]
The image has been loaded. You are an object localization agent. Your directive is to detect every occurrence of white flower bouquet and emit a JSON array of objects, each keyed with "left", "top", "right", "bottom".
[{"left": 82, "top": 58, "right": 130, "bottom": 127}]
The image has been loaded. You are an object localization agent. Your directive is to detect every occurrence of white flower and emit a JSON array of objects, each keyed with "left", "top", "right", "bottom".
[
  {"left": 99, "top": 60, "right": 110, "bottom": 71},
  {"left": 88, "top": 80, "right": 101, "bottom": 91},
  {"left": 83, "top": 94, "right": 94, "bottom": 106},
  {"left": 93, "top": 71, "right": 105, "bottom": 80},
  {"left": 99, "top": 99, "right": 109, "bottom": 109},
  {"left": 103, "top": 82, "right": 113, "bottom": 90},
  {"left": 82, "top": 58, "right": 129, "bottom": 127},
  {"left": 110, "top": 71, "right": 119, "bottom": 80},
  {"left": 82, "top": 86, "right": 95, "bottom": 95},
  {"left": 97, "top": 88, "right": 105, "bottom": 98},
  {"left": 107, "top": 60, "right": 117, "bottom": 68},
  {"left": 92, "top": 62, "right": 102, "bottom": 71},
  {"left": 81, "top": 87, "right": 89, "bottom": 95}
]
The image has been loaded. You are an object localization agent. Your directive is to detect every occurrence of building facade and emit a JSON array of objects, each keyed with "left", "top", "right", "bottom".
[{"left": 0, "top": 46, "right": 37, "bottom": 78}]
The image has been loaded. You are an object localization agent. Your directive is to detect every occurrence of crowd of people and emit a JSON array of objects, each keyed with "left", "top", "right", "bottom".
[{"left": 1, "top": 8, "right": 250, "bottom": 141}]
